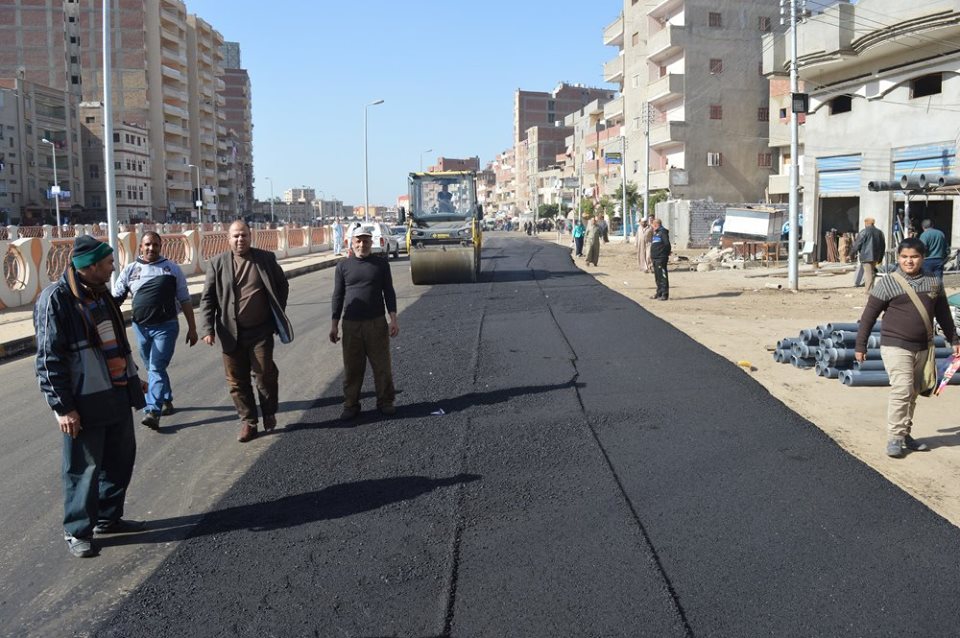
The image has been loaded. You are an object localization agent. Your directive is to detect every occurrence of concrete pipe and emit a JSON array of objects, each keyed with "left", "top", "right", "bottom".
[
  {"left": 868, "top": 180, "right": 901, "bottom": 192},
  {"left": 900, "top": 175, "right": 923, "bottom": 191},
  {"left": 822, "top": 366, "right": 842, "bottom": 379},
  {"left": 854, "top": 360, "right": 886, "bottom": 372},
  {"left": 792, "top": 355, "right": 816, "bottom": 369},
  {"left": 777, "top": 338, "right": 799, "bottom": 350},
  {"left": 825, "top": 348, "right": 882, "bottom": 363},
  {"left": 867, "top": 334, "right": 946, "bottom": 349},
  {"left": 938, "top": 175, "right": 960, "bottom": 188},
  {"left": 801, "top": 328, "right": 819, "bottom": 342},
  {"left": 825, "top": 322, "right": 881, "bottom": 335}
]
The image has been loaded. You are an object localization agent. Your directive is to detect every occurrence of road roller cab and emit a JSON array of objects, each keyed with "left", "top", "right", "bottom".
[{"left": 403, "top": 171, "right": 482, "bottom": 284}]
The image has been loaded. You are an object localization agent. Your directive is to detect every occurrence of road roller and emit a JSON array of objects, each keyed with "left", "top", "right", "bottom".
[{"left": 402, "top": 171, "right": 482, "bottom": 285}]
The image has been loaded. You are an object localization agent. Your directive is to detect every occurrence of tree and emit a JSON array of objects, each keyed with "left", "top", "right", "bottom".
[
  {"left": 538, "top": 203, "right": 559, "bottom": 219},
  {"left": 612, "top": 182, "right": 640, "bottom": 213},
  {"left": 579, "top": 197, "right": 596, "bottom": 219},
  {"left": 597, "top": 195, "right": 616, "bottom": 218}
]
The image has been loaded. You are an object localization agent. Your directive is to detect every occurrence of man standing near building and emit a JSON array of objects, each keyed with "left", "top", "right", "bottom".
[
  {"left": 855, "top": 237, "right": 959, "bottom": 458},
  {"left": 113, "top": 231, "right": 198, "bottom": 430},
  {"left": 919, "top": 219, "right": 947, "bottom": 279},
  {"left": 35, "top": 236, "right": 147, "bottom": 558},
  {"left": 329, "top": 227, "right": 399, "bottom": 420},
  {"left": 332, "top": 217, "right": 344, "bottom": 256},
  {"left": 650, "top": 217, "right": 672, "bottom": 301},
  {"left": 851, "top": 217, "right": 886, "bottom": 293},
  {"left": 200, "top": 221, "right": 292, "bottom": 443}
]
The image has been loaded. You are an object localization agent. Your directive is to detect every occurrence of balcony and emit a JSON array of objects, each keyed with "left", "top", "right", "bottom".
[
  {"left": 649, "top": 120, "right": 687, "bottom": 148},
  {"left": 603, "top": 96, "right": 624, "bottom": 122},
  {"left": 648, "top": 25, "right": 687, "bottom": 63},
  {"left": 648, "top": 167, "right": 687, "bottom": 190},
  {"left": 163, "top": 121, "right": 184, "bottom": 136},
  {"left": 603, "top": 54, "right": 624, "bottom": 84},
  {"left": 603, "top": 15, "right": 624, "bottom": 47},
  {"left": 768, "top": 173, "right": 790, "bottom": 195},
  {"left": 162, "top": 84, "right": 187, "bottom": 103},
  {"left": 160, "top": 26, "right": 180, "bottom": 45},
  {"left": 648, "top": 73, "right": 684, "bottom": 105},
  {"left": 160, "top": 64, "right": 183, "bottom": 81},
  {"left": 162, "top": 102, "right": 187, "bottom": 119},
  {"left": 648, "top": 0, "right": 683, "bottom": 19}
]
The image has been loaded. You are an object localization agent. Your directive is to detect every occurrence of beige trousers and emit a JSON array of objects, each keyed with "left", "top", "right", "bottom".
[
  {"left": 862, "top": 261, "right": 878, "bottom": 294},
  {"left": 880, "top": 345, "right": 927, "bottom": 438}
]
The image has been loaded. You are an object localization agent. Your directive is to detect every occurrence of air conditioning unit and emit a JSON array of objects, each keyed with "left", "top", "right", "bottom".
[{"left": 706, "top": 152, "right": 722, "bottom": 167}]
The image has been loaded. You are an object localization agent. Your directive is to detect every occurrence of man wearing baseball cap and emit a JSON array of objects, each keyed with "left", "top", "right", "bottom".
[
  {"left": 330, "top": 225, "right": 399, "bottom": 419},
  {"left": 34, "top": 235, "right": 147, "bottom": 558}
]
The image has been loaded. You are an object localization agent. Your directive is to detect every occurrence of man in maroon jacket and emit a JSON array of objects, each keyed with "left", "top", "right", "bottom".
[{"left": 855, "top": 237, "right": 960, "bottom": 458}]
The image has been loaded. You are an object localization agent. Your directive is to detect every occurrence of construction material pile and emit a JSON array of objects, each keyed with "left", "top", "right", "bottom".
[{"left": 773, "top": 322, "right": 959, "bottom": 388}]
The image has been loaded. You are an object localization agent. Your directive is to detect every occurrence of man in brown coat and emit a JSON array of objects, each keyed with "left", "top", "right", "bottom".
[{"left": 200, "top": 221, "right": 292, "bottom": 442}]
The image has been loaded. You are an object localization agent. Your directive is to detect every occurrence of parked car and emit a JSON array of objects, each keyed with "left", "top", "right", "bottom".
[
  {"left": 391, "top": 225, "right": 408, "bottom": 253},
  {"left": 351, "top": 222, "right": 399, "bottom": 258}
]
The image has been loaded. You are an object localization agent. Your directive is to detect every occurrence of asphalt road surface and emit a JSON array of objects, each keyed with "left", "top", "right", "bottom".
[{"left": 3, "top": 235, "right": 960, "bottom": 637}]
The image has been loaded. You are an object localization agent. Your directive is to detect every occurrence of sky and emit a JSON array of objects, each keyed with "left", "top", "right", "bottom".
[{"left": 183, "top": 0, "right": 622, "bottom": 207}]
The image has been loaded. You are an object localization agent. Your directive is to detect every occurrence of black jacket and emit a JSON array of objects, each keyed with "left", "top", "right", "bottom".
[
  {"left": 34, "top": 273, "right": 145, "bottom": 418},
  {"left": 852, "top": 226, "right": 885, "bottom": 263},
  {"left": 650, "top": 226, "right": 672, "bottom": 261}
]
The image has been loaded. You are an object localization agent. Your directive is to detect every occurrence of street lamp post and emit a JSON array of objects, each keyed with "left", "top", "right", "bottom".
[
  {"left": 188, "top": 163, "right": 201, "bottom": 224},
  {"left": 264, "top": 176, "right": 275, "bottom": 223},
  {"left": 317, "top": 190, "right": 325, "bottom": 224},
  {"left": 40, "top": 138, "right": 62, "bottom": 230},
  {"left": 364, "top": 99, "right": 385, "bottom": 222},
  {"left": 420, "top": 148, "right": 432, "bottom": 172}
]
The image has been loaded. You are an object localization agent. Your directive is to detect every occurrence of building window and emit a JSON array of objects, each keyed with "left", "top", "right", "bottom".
[
  {"left": 911, "top": 73, "right": 942, "bottom": 98},
  {"left": 759, "top": 16, "right": 772, "bottom": 32},
  {"left": 85, "top": 116, "right": 94, "bottom": 123},
  {"left": 709, "top": 58, "right": 723, "bottom": 74},
  {"left": 92, "top": 195, "right": 101, "bottom": 207},
  {"left": 758, "top": 107, "right": 769, "bottom": 121},
  {"left": 113, "top": 133, "right": 119, "bottom": 142},
  {"left": 70, "top": 75, "right": 79, "bottom": 85},
  {"left": 114, "top": 161, "right": 121, "bottom": 170},
  {"left": 779, "top": 107, "right": 788, "bottom": 119},
  {"left": 830, "top": 95, "right": 852, "bottom": 114},
  {"left": 116, "top": 189, "right": 122, "bottom": 199},
  {"left": 709, "top": 104, "right": 722, "bottom": 120},
  {"left": 709, "top": 12, "right": 722, "bottom": 27},
  {"left": 758, "top": 153, "right": 772, "bottom": 168},
  {"left": 89, "top": 164, "right": 99, "bottom": 179},
  {"left": 632, "top": 32, "right": 640, "bottom": 46},
  {"left": 707, "top": 152, "right": 723, "bottom": 167},
  {"left": 632, "top": 74, "right": 640, "bottom": 88}
]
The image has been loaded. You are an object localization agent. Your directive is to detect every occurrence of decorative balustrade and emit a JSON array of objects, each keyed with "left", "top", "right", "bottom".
[{"left": 0, "top": 223, "right": 335, "bottom": 311}]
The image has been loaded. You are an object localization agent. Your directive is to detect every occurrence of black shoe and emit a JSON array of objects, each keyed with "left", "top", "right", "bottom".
[
  {"left": 658, "top": 297, "right": 669, "bottom": 301},
  {"left": 160, "top": 401, "right": 175, "bottom": 416},
  {"left": 903, "top": 435, "right": 929, "bottom": 452},
  {"left": 263, "top": 414, "right": 277, "bottom": 432},
  {"left": 339, "top": 407, "right": 360, "bottom": 421},
  {"left": 649, "top": 295, "right": 662, "bottom": 300},
  {"left": 94, "top": 519, "right": 146, "bottom": 534},
  {"left": 140, "top": 412, "right": 160, "bottom": 430},
  {"left": 378, "top": 404, "right": 396, "bottom": 416}
]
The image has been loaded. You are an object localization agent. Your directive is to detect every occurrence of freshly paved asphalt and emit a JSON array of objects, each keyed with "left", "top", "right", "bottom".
[{"left": 11, "top": 235, "right": 960, "bottom": 637}]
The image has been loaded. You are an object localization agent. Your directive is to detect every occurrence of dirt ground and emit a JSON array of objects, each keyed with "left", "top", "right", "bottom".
[{"left": 560, "top": 235, "right": 960, "bottom": 528}]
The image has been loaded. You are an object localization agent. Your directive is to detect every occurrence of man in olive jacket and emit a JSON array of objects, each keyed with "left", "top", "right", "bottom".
[
  {"left": 852, "top": 217, "right": 886, "bottom": 293},
  {"left": 200, "top": 221, "right": 292, "bottom": 442}
]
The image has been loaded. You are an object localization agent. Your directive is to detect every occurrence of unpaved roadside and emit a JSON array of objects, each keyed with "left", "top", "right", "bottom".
[{"left": 558, "top": 237, "right": 960, "bottom": 528}]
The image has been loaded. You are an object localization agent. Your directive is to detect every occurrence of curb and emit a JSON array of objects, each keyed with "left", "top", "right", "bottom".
[{"left": 0, "top": 256, "right": 342, "bottom": 363}]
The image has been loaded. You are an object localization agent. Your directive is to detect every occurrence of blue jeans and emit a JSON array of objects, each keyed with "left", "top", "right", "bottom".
[
  {"left": 133, "top": 319, "right": 180, "bottom": 414},
  {"left": 62, "top": 392, "right": 136, "bottom": 537},
  {"left": 923, "top": 257, "right": 944, "bottom": 280}
]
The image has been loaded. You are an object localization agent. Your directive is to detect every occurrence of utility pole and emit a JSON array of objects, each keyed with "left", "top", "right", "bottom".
[
  {"left": 785, "top": 0, "right": 802, "bottom": 291},
  {"left": 620, "top": 134, "right": 628, "bottom": 241},
  {"left": 643, "top": 103, "right": 652, "bottom": 221}
]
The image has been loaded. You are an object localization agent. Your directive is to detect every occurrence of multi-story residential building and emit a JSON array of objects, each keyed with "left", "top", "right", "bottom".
[
  {"left": 283, "top": 187, "right": 315, "bottom": 204},
  {"left": 766, "top": 0, "right": 960, "bottom": 259},
  {"left": 0, "top": 77, "right": 82, "bottom": 225},
  {"left": 431, "top": 156, "right": 480, "bottom": 172},
  {"left": 186, "top": 14, "right": 225, "bottom": 222},
  {"left": 605, "top": 0, "right": 775, "bottom": 204},
  {"left": 314, "top": 198, "right": 344, "bottom": 221},
  {"left": 219, "top": 42, "right": 254, "bottom": 217},
  {"left": 514, "top": 83, "right": 615, "bottom": 209},
  {"left": 80, "top": 102, "right": 152, "bottom": 222},
  {"left": 476, "top": 165, "right": 496, "bottom": 214},
  {"left": 493, "top": 147, "right": 516, "bottom": 213},
  {"left": 0, "top": 0, "right": 243, "bottom": 222},
  {"left": 562, "top": 98, "right": 622, "bottom": 214}
]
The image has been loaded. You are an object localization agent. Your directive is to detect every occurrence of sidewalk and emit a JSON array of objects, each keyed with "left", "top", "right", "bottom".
[{"left": 0, "top": 249, "right": 343, "bottom": 361}]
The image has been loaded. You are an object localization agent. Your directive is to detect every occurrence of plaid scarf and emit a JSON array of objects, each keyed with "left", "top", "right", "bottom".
[{"left": 66, "top": 267, "right": 130, "bottom": 387}]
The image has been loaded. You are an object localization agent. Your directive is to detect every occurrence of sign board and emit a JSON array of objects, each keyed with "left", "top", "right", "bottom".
[
  {"left": 562, "top": 177, "right": 579, "bottom": 188},
  {"left": 50, "top": 185, "right": 61, "bottom": 194},
  {"left": 46, "top": 189, "right": 71, "bottom": 200},
  {"left": 604, "top": 152, "right": 622, "bottom": 165},
  {"left": 722, "top": 207, "right": 785, "bottom": 240},
  {"left": 195, "top": 200, "right": 203, "bottom": 208}
]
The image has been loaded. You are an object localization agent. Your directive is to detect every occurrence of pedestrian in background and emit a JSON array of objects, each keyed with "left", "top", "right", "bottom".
[
  {"left": 851, "top": 217, "right": 886, "bottom": 294},
  {"left": 636, "top": 217, "right": 652, "bottom": 273},
  {"left": 332, "top": 217, "right": 344, "bottom": 256},
  {"left": 572, "top": 219, "right": 585, "bottom": 257},
  {"left": 919, "top": 219, "right": 947, "bottom": 279},
  {"left": 113, "top": 231, "right": 198, "bottom": 430},
  {"left": 855, "top": 237, "right": 960, "bottom": 458},
  {"left": 598, "top": 214, "right": 609, "bottom": 243},
  {"left": 35, "top": 236, "right": 147, "bottom": 558},
  {"left": 650, "top": 217, "right": 672, "bottom": 300},
  {"left": 200, "top": 221, "right": 292, "bottom": 443},
  {"left": 584, "top": 218, "right": 601, "bottom": 266},
  {"left": 329, "top": 226, "right": 399, "bottom": 420}
]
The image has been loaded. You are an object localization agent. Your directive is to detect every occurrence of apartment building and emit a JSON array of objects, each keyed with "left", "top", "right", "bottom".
[
  {"left": 514, "top": 83, "right": 615, "bottom": 210},
  {"left": 605, "top": 0, "right": 775, "bottom": 204},
  {"left": 220, "top": 42, "right": 254, "bottom": 216},
  {"left": 431, "top": 156, "right": 480, "bottom": 172},
  {"left": 492, "top": 147, "right": 516, "bottom": 213},
  {"left": 283, "top": 187, "right": 315, "bottom": 204},
  {"left": 562, "top": 97, "right": 623, "bottom": 213},
  {"left": 0, "top": 1, "right": 246, "bottom": 222},
  {"left": 767, "top": 0, "right": 960, "bottom": 259},
  {"left": 0, "top": 77, "right": 81, "bottom": 225},
  {"left": 80, "top": 102, "right": 152, "bottom": 222}
]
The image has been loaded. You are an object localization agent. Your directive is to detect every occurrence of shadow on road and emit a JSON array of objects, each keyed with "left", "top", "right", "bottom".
[
  {"left": 98, "top": 474, "right": 481, "bottom": 548},
  {"left": 482, "top": 269, "right": 585, "bottom": 283}
]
